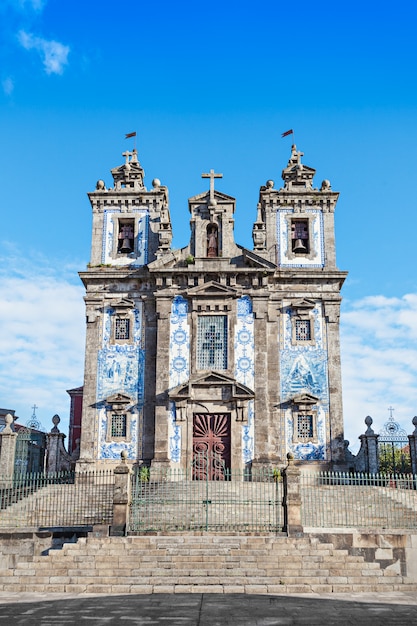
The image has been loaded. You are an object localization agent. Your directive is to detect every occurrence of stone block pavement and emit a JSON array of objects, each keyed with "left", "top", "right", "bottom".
[{"left": 1, "top": 592, "right": 417, "bottom": 625}]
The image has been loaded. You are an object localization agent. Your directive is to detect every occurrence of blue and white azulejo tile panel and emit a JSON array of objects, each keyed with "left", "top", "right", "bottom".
[
  {"left": 277, "top": 209, "right": 324, "bottom": 268},
  {"left": 168, "top": 402, "right": 181, "bottom": 463},
  {"left": 235, "top": 296, "right": 255, "bottom": 462},
  {"left": 280, "top": 302, "right": 329, "bottom": 460},
  {"left": 242, "top": 400, "right": 255, "bottom": 464},
  {"left": 167, "top": 296, "right": 189, "bottom": 463},
  {"left": 285, "top": 406, "right": 326, "bottom": 460},
  {"left": 97, "top": 303, "right": 144, "bottom": 460},
  {"left": 235, "top": 296, "right": 254, "bottom": 389},
  {"left": 102, "top": 209, "right": 149, "bottom": 267},
  {"left": 169, "top": 295, "right": 190, "bottom": 390}
]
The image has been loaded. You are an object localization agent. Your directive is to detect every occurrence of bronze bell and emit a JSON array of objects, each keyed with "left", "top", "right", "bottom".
[
  {"left": 120, "top": 238, "right": 132, "bottom": 253},
  {"left": 293, "top": 238, "right": 307, "bottom": 253}
]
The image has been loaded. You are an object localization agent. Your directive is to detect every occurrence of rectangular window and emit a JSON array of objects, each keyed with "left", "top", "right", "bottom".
[
  {"left": 197, "top": 315, "right": 227, "bottom": 370},
  {"left": 298, "top": 415, "right": 313, "bottom": 439},
  {"left": 111, "top": 414, "right": 127, "bottom": 438},
  {"left": 115, "top": 318, "right": 130, "bottom": 341},
  {"left": 295, "top": 320, "right": 311, "bottom": 341}
]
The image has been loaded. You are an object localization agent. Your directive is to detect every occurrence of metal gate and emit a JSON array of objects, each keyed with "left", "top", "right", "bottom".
[
  {"left": 378, "top": 413, "right": 411, "bottom": 474},
  {"left": 14, "top": 427, "right": 46, "bottom": 475},
  {"left": 129, "top": 456, "right": 283, "bottom": 533}
]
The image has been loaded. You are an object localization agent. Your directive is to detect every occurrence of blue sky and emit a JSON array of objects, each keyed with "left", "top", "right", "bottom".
[{"left": 0, "top": 0, "right": 416, "bottom": 451}]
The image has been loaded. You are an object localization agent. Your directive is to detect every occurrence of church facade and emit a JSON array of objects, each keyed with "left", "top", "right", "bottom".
[{"left": 77, "top": 145, "right": 347, "bottom": 474}]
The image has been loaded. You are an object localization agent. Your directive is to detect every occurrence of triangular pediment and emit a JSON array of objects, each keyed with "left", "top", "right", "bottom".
[
  {"left": 110, "top": 298, "right": 135, "bottom": 310},
  {"left": 187, "top": 281, "right": 237, "bottom": 296},
  {"left": 147, "top": 249, "right": 184, "bottom": 270},
  {"left": 291, "top": 393, "right": 319, "bottom": 406},
  {"left": 291, "top": 299, "right": 316, "bottom": 311},
  {"left": 169, "top": 371, "right": 254, "bottom": 400},
  {"left": 240, "top": 247, "right": 277, "bottom": 269},
  {"left": 106, "top": 393, "right": 132, "bottom": 405},
  {"left": 189, "top": 190, "right": 235, "bottom": 204}
]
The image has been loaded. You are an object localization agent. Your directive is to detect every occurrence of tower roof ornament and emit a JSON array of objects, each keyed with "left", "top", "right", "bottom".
[
  {"left": 281, "top": 144, "right": 316, "bottom": 191},
  {"left": 111, "top": 148, "right": 145, "bottom": 190},
  {"left": 201, "top": 169, "right": 223, "bottom": 206}
]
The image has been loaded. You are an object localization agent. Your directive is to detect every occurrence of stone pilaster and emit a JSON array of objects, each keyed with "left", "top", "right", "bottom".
[
  {"left": 152, "top": 296, "right": 172, "bottom": 469},
  {"left": 324, "top": 301, "right": 345, "bottom": 466},
  {"left": 77, "top": 294, "right": 103, "bottom": 466},
  {"left": 408, "top": 417, "right": 417, "bottom": 476},
  {"left": 0, "top": 414, "right": 17, "bottom": 485}
]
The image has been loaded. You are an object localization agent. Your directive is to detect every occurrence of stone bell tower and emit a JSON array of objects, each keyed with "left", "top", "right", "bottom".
[
  {"left": 78, "top": 148, "right": 173, "bottom": 468},
  {"left": 252, "top": 145, "right": 347, "bottom": 464}
]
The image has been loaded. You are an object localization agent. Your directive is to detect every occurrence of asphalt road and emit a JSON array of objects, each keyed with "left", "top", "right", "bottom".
[{"left": 1, "top": 592, "right": 417, "bottom": 625}]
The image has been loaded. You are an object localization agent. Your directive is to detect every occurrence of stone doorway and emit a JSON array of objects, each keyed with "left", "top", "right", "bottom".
[{"left": 192, "top": 413, "right": 231, "bottom": 480}]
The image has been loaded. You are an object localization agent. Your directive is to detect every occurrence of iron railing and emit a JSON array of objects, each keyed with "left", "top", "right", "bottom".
[
  {"left": 129, "top": 465, "right": 283, "bottom": 533},
  {"left": 301, "top": 472, "right": 417, "bottom": 529},
  {"left": 2, "top": 467, "right": 417, "bottom": 532},
  {"left": 0, "top": 470, "right": 114, "bottom": 528}
]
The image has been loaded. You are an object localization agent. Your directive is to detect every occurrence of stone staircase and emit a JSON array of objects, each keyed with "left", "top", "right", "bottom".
[
  {"left": 301, "top": 483, "right": 417, "bottom": 529},
  {"left": 0, "top": 483, "right": 113, "bottom": 528},
  {"left": 1, "top": 532, "right": 416, "bottom": 594}
]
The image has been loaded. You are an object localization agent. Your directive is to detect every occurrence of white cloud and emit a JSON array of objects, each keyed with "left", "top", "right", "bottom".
[
  {"left": 0, "top": 249, "right": 85, "bottom": 434},
  {"left": 7, "top": 0, "right": 46, "bottom": 12},
  {"left": 2, "top": 77, "right": 14, "bottom": 95},
  {"left": 18, "top": 29, "right": 70, "bottom": 75},
  {"left": 341, "top": 294, "right": 417, "bottom": 452}
]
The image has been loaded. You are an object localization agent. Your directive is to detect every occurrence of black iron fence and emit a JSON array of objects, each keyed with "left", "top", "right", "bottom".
[
  {"left": 1, "top": 467, "right": 417, "bottom": 532},
  {"left": 0, "top": 470, "right": 114, "bottom": 528},
  {"left": 301, "top": 471, "right": 417, "bottom": 529}
]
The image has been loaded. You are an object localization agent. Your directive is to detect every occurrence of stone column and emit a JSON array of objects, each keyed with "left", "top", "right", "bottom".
[
  {"left": 252, "top": 296, "right": 277, "bottom": 468},
  {"left": 0, "top": 414, "right": 17, "bottom": 485},
  {"left": 358, "top": 416, "right": 379, "bottom": 474},
  {"left": 324, "top": 301, "right": 345, "bottom": 466},
  {"left": 110, "top": 451, "right": 132, "bottom": 536},
  {"left": 46, "top": 415, "right": 73, "bottom": 473},
  {"left": 152, "top": 297, "right": 172, "bottom": 470},
  {"left": 78, "top": 295, "right": 102, "bottom": 467},
  {"left": 282, "top": 453, "right": 303, "bottom": 536},
  {"left": 408, "top": 417, "right": 417, "bottom": 476}
]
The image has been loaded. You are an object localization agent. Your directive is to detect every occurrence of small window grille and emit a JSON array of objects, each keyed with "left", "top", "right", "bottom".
[
  {"left": 115, "top": 318, "right": 130, "bottom": 340},
  {"left": 197, "top": 315, "right": 227, "bottom": 370},
  {"left": 295, "top": 320, "right": 311, "bottom": 341},
  {"left": 298, "top": 415, "right": 313, "bottom": 439},
  {"left": 111, "top": 414, "right": 127, "bottom": 438}
]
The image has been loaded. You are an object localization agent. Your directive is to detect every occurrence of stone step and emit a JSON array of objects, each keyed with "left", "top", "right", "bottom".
[{"left": 2, "top": 532, "right": 416, "bottom": 594}]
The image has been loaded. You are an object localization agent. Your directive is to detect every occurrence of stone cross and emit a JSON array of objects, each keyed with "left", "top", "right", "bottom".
[
  {"left": 122, "top": 150, "right": 133, "bottom": 166},
  {"left": 201, "top": 169, "right": 223, "bottom": 204}
]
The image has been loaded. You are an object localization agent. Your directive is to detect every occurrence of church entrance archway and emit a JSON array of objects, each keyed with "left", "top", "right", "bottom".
[{"left": 192, "top": 413, "right": 231, "bottom": 480}]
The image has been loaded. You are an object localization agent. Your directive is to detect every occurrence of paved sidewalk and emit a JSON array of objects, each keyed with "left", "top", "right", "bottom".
[{"left": 0, "top": 592, "right": 417, "bottom": 625}]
